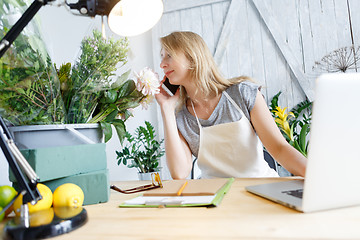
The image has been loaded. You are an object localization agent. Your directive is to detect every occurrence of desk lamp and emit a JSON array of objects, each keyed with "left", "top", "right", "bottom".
[{"left": 0, "top": 0, "right": 163, "bottom": 239}]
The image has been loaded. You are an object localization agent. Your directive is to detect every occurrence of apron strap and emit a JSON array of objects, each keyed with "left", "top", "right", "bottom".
[
  {"left": 191, "top": 100, "right": 202, "bottom": 130},
  {"left": 191, "top": 91, "right": 246, "bottom": 130},
  {"left": 222, "top": 91, "right": 246, "bottom": 116}
]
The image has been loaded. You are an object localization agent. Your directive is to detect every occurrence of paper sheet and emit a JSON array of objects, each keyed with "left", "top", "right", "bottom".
[{"left": 123, "top": 195, "right": 216, "bottom": 206}]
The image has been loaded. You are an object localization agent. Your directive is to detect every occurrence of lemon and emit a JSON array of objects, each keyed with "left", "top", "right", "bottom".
[
  {"left": 53, "top": 183, "right": 84, "bottom": 208},
  {"left": 29, "top": 208, "right": 54, "bottom": 227},
  {"left": 54, "top": 206, "right": 83, "bottom": 219},
  {"left": 0, "top": 185, "right": 17, "bottom": 217},
  {"left": 13, "top": 183, "right": 53, "bottom": 216}
]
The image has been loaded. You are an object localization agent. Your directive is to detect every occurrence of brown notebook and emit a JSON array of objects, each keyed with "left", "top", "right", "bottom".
[{"left": 143, "top": 178, "right": 229, "bottom": 196}]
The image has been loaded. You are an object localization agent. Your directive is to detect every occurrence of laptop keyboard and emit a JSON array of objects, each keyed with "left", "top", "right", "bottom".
[{"left": 282, "top": 189, "right": 303, "bottom": 199}]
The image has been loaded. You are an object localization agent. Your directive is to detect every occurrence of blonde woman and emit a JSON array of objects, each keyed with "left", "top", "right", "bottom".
[{"left": 155, "top": 31, "right": 307, "bottom": 179}]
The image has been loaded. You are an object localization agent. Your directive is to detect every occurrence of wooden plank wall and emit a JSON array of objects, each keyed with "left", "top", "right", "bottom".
[
  {"left": 152, "top": 0, "right": 359, "bottom": 179},
  {"left": 152, "top": 0, "right": 359, "bottom": 108}
]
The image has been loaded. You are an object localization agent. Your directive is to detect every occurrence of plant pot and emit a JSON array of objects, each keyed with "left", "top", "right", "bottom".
[
  {"left": 7, "top": 123, "right": 109, "bottom": 205},
  {"left": 8, "top": 123, "right": 104, "bottom": 150},
  {"left": 138, "top": 172, "right": 158, "bottom": 181}
]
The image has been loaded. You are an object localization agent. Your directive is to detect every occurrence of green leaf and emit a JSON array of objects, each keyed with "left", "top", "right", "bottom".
[
  {"left": 270, "top": 91, "right": 281, "bottom": 111},
  {"left": 104, "top": 90, "right": 118, "bottom": 103},
  {"left": 118, "top": 80, "right": 136, "bottom": 98},
  {"left": 114, "top": 121, "right": 164, "bottom": 172},
  {"left": 111, "top": 69, "right": 131, "bottom": 89},
  {"left": 299, "top": 123, "right": 309, "bottom": 153},
  {"left": 290, "top": 123, "right": 295, "bottom": 141},
  {"left": 115, "top": 151, "right": 122, "bottom": 157},
  {"left": 105, "top": 109, "right": 118, "bottom": 122},
  {"left": 17, "top": 79, "right": 32, "bottom": 89},
  {"left": 290, "top": 99, "right": 312, "bottom": 119},
  {"left": 15, "top": 88, "right": 25, "bottom": 95},
  {"left": 100, "top": 122, "right": 112, "bottom": 142},
  {"left": 123, "top": 147, "right": 130, "bottom": 155},
  {"left": 145, "top": 121, "right": 154, "bottom": 140},
  {"left": 292, "top": 140, "right": 307, "bottom": 157},
  {"left": 113, "top": 119, "right": 126, "bottom": 145}
]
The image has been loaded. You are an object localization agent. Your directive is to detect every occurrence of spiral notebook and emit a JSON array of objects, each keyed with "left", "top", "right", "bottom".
[{"left": 119, "top": 178, "right": 234, "bottom": 208}]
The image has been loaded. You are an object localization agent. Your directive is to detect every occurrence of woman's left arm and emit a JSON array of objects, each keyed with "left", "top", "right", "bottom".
[{"left": 250, "top": 90, "right": 307, "bottom": 177}]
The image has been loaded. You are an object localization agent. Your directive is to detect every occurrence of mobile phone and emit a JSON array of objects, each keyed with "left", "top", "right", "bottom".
[{"left": 162, "top": 77, "right": 179, "bottom": 96}]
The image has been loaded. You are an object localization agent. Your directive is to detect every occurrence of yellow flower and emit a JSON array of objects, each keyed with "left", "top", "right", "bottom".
[
  {"left": 273, "top": 107, "right": 294, "bottom": 121},
  {"left": 275, "top": 118, "right": 293, "bottom": 141},
  {"left": 273, "top": 106, "right": 295, "bottom": 141}
]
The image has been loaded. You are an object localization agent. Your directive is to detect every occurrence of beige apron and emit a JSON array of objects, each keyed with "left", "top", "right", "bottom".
[{"left": 192, "top": 92, "right": 279, "bottom": 178}]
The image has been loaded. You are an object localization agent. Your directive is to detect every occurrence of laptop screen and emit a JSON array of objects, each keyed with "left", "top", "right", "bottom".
[{"left": 302, "top": 73, "right": 360, "bottom": 212}]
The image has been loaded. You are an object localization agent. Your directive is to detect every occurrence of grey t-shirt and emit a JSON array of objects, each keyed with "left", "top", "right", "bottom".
[{"left": 176, "top": 81, "right": 259, "bottom": 157}]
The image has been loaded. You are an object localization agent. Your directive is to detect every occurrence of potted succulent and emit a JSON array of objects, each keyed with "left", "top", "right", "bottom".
[{"left": 115, "top": 121, "right": 165, "bottom": 180}]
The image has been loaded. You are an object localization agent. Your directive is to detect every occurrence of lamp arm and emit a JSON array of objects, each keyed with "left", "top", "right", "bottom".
[
  {"left": 0, "top": 0, "right": 54, "bottom": 58},
  {"left": 0, "top": 117, "right": 41, "bottom": 205},
  {"left": 0, "top": 0, "right": 92, "bottom": 236}
]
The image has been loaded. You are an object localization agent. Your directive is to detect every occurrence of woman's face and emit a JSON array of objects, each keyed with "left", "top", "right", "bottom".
[{"left": 160, "top": 48, "right": 191, "bottom": 85}]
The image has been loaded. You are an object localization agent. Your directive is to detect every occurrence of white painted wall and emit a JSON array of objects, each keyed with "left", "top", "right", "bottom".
[{"left": 0, "top": 3, "right": 160, "bottom": 185}]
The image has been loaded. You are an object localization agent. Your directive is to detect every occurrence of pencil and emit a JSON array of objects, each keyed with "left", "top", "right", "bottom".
[{"left": 176, "top": 181, "right": 188, "bottom": 196}]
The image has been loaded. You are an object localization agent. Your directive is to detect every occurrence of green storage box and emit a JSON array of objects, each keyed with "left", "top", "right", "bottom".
[
  {"left": 9, "top": 143, "right": 107, "bottom": 182},
  {"left": 44, "top": 169, "right": 110, "bottom": 205},
  {"left": 12, "top": 169, "right": 110, "bottom": 205}
]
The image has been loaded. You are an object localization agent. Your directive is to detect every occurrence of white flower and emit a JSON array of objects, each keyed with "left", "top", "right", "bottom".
[{"left": 135, "top": 67, "right": 161, "bottom": 96}]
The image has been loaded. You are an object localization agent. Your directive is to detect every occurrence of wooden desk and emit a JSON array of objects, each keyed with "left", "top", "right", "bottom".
[{"left": 2, "top": 177, "right": 360, "bottom": 239}]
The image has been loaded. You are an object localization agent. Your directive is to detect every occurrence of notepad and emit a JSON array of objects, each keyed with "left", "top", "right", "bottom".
[
  {"left": 119, "top": 178, "right": 234, "bottom": 208},
  {"left": 143, "top": 178, "right": 229, "bottom": 196}
]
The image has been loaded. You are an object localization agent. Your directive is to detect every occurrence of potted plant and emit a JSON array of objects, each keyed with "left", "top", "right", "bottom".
[
  {"left": 270, "top": 91, "right": 312, "bottom": 157},
  {"left": 115, "top": 121, "right": 165, "bottom": 180}
]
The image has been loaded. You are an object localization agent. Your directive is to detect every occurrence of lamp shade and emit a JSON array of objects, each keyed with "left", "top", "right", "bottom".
[{"left": 108, "top": 0, "right": 163, "bottom": 36}]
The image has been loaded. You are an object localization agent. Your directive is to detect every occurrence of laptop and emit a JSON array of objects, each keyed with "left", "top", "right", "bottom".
[{"left": 246, "top": 73, "right": 360, "bottom": 212}]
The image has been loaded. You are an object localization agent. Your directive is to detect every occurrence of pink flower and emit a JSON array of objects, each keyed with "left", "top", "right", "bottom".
[{"left": 135, "top": 67, "right": 161, "bottom": 96}]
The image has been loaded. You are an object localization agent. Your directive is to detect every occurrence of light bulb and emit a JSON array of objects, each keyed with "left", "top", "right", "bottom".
[{"left": 108, "top": 0, "right": 163, "bottom": 37}]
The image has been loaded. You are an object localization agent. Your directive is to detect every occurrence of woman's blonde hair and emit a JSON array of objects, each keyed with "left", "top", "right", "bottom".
[{"left": 160, "top": 31, "right": 253, "bottom": 106}]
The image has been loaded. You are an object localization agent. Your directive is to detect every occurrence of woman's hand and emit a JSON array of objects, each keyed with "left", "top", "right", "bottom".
[
  {"left": 155, "top": 77, "right": 192, "bottom": 179},
  {"left": 155, "top": 76, "right": 180, "bottom": 111}
]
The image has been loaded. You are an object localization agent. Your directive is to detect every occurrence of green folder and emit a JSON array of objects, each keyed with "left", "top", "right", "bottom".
[{"left": 119, "top": 178, "right": 234, "bottom": 208}]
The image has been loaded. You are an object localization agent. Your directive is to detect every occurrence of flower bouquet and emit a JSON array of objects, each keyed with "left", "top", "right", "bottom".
[
  {"left": 55, "top": 30, "right": 161, "bottom": 143},
  {"left": 0, "top": 0, "right": 161, "bottom": 144},
  {"left": 86, "top": 66, "right": 161, "bottom": 143}
]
